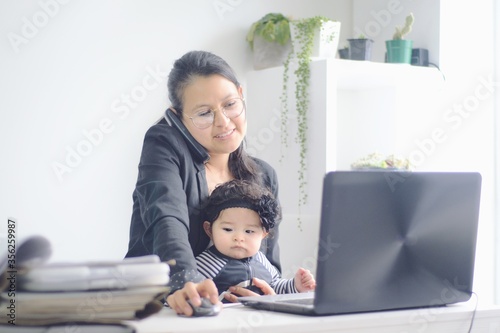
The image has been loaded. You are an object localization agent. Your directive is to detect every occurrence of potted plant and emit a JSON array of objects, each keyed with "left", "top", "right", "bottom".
[
  {"left": 338, "top": 44, "right": 349, "bottom": 59},
  {"left": 280, "top": 16, "right": 341, "bottom": 221},
  {"left": 347, "top": 34, "right": 374, "bottom": 61},
  {"left": 351, "top": 152, "right": 412, "bottom": 170},
  {"left": 246, "top": 13, "right": 292, "bottom": 70},
  {"left": 289, "top": 16, "right": 341, "bottom": 58},
  {"left": 386, "top": 13, "right": 414, "bottom": 64}
]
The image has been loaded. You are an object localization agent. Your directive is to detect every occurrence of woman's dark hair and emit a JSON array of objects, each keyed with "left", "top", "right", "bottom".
[
  {"left": 167, "top": 50, "right": 262, "bottom": 185},
  {"left": 204, "top": 179, "right": 281, "bottom": 232}
]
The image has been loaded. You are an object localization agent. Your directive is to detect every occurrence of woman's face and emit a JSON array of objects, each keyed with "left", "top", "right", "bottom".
[{"left": 180, "top": 74, "right": 246, "bottom": 156}]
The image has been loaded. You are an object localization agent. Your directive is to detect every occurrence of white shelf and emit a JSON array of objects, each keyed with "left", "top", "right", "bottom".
[{"left": 317, "top": 58, "right": 445, "bottom": 90}]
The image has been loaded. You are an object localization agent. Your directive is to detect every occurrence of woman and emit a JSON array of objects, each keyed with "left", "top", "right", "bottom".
[{"left": 125, "top": 50, "right": 281, "bottom": 315}]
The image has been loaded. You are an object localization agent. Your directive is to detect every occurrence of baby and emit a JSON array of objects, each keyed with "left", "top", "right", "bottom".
[{"left": 196, "top": 179, "right": 315, "bottom": 301}]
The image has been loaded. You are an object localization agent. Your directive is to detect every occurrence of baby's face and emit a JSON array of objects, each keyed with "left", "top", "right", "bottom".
[{"left": 210, "top": 207, "right": 267, "bottom": 259}]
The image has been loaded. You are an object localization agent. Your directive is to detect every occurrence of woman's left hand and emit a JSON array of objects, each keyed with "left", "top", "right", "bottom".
[{"left": 223, "top": 277, "right": 276, "bottom": 303}]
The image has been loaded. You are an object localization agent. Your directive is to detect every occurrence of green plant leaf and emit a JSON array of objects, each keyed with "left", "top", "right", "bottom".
[
  {"left": 260, "top": 21, "right": 276, "bottom": 42},
  {"left": 275, "top": 20, "right": 291, "bottom": 45},
  {"left": 247, "top": 12, "right": 291, "bottom": 48},
  {"left": 246, "top": 22, "right": 258, "bottom": 49},
  {"left": 392, "top": 13, "right": 414, "bottom": 40}
]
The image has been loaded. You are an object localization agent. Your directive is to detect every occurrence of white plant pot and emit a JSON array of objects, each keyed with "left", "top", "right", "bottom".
[
  {"left": 252, "top": 35, "right": 292, "bottom": 70},
  {"left": 290, "top": 20, "right": 341, "bottom": 58}
]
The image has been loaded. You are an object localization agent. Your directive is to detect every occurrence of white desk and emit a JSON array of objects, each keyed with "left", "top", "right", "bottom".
[{"left": 127, "top": 301, "right": 500, "bottom": 333}]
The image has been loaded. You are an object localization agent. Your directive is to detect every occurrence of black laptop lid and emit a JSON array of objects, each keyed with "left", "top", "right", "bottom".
[{"left": 314, "top": 171, "right": 482, "bottom": 315}]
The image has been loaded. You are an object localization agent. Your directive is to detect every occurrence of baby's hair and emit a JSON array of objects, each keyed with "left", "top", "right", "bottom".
[{"left": 204, "top": 179, "right": 281, "bottom": 231}]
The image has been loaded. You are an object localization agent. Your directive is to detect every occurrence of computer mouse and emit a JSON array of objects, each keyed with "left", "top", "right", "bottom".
[{"left": 187, "top": 298, "right": 220, "bottom": 317}]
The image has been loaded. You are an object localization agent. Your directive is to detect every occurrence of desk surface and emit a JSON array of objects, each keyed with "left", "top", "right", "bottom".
[{"left": 126, "top": 301, "right": 500, "bottom": 333}]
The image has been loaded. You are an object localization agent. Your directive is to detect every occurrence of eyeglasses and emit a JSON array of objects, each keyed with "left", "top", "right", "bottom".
[{"left": 187, "top": 98, "right": 246, "bottom": 129}]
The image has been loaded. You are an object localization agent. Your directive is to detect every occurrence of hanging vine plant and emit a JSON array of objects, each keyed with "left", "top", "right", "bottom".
[{"left": 280, "top": 16, "right": 339, "bottom": 230}]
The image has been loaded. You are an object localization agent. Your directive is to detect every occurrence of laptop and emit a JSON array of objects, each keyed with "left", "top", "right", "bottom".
[{"left": 239, "top": 170, "right": 482, "bottom": 316}]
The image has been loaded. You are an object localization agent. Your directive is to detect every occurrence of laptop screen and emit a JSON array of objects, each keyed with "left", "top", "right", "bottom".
[{"left": 314, "top": 171, "right": 482, "bottom": 314}]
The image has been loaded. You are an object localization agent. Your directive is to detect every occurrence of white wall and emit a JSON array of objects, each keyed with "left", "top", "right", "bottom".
[
  {"left": 437, "top": 0, "right": 496, "bottom": 305},
  {"left": 495, "top": 0, "right": 500, "bottom": 304},
  {"left": 0, "top": 0, "right": 351, "bottom": 262}
]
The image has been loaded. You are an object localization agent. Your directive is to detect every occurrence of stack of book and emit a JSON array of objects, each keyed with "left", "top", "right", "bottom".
[{"left": 0, "top": 235, "right": 170, "bottom": 332}]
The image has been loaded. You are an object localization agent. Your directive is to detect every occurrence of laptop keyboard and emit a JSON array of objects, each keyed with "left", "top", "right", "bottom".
[{"left": 280, "top": 297, "right": 314, "bottom": 305}]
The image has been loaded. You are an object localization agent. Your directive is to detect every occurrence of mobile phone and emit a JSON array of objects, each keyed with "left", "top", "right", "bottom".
[{"left": 164, "top": 108, "right": 210, "bottom": 163}]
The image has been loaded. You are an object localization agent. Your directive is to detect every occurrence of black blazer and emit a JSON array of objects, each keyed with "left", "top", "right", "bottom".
[{"left": 126, "top": 117, "right": 281, "bottom": 290}]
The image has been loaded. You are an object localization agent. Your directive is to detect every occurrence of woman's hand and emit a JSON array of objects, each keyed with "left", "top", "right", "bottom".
[
  {"left": 166, "top": 280, "right": 221, "bottom": 316},
  {"left": 294, "top": 267, "right": 316, "bottom": 292},
  {"left": 223, "top": 277, "right": 276, "bottom": 303}
]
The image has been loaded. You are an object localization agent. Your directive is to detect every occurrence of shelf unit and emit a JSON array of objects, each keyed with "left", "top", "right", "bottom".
[
  {"left": 245, "top": 58, "right": 444, "bottom": 275},
  {"left": 246, "top": 58, "right": 444, "bottom": 216}
]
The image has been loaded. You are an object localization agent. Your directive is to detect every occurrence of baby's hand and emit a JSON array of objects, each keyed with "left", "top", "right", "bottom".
[{"left": 294, "top": 267, "right": 316, "bottom": 292}]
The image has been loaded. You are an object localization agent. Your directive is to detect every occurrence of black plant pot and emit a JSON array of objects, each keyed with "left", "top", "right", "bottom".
[
  {"left": 338, "top": 48, "right": 349, "bottom": 59},
  {"left": 347, "top": 39, "right": 374, "bottom": 61}
]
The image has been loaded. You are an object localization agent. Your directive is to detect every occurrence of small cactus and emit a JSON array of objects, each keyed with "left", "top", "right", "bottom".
[{"left": 392, "top": 13, "right": 414, "bottom": 40}]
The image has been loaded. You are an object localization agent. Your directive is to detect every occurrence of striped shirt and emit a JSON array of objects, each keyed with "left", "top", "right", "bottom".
[{"left": 196, "top": 246, "right": 297, "bottom": 296}]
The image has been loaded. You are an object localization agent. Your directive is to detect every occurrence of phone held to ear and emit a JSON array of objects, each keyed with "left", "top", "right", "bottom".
[{"left": 164, "top": 108, "right": 210, "bottom": 163}]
